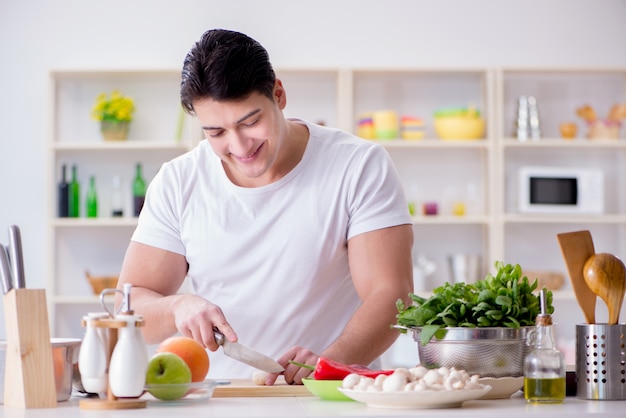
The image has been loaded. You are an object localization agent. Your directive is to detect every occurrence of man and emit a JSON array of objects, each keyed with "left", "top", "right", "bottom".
[{"left": 117, "top": 28, "right": 413, "bottom": 385}]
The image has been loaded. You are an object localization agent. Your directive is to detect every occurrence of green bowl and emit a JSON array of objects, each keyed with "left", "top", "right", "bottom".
[{"left": 302, "top": 377, "right": 352, "bottom": 401}]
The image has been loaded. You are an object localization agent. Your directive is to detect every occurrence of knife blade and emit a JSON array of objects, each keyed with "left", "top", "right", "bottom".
[
  {"left": 214, "top": 329, "right": 284, "bottom": 374},
  {"left": 0, "top": 244, "right": 13, "bottom": 294},
  {"left": 8, "top": 225, "right": 26, "bottom": 288}
]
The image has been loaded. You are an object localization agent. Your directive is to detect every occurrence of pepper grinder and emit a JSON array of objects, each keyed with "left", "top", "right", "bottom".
[
  {"left": 107, "top": 284, "right": 148, "bottom": 398},
  {"left": 523, "top": 288, "right": 566, "bottom": 403}
]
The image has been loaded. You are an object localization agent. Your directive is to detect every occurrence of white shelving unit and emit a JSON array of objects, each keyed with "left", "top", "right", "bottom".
[
  {"left": 48, "top": 67, "right": 626, "bottom": 343},
  {"left": 47, "top": 70, "right": 201, "bottom": 337},
  {"left": 495, "top": 68, "right": 626, "bottom": 342}
]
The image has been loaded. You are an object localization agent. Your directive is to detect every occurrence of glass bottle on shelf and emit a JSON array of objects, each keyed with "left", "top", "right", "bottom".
[
  {"left": 523, "top": 288, "right": 565, "bottom": 403},
  {"left": 68, "top": 164, "right": 80, "bottom": 218},
  {"left": 132, "top": 163, "right": 146, "bottom": 217},
  {"left": 57, "top": 164, "right": 69, "bottom": 217},
  {"left": 111, "top": 176, "right": 124, "bottom": 217},
  {"left": 86, "top": 175, "right": 98, "bottom": 218}
]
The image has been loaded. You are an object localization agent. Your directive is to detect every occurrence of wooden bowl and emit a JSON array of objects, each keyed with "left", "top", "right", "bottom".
[{"left": 85, "top": 271, "right": 118, "bottom": 295}]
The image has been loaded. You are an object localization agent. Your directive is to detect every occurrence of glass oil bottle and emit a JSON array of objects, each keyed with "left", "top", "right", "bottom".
[{"left": 524, "top": 288, "right": 565, "bottom": 403}]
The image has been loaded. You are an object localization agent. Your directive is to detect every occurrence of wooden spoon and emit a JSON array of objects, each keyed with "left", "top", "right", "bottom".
[
  {"left": 583, "top": 253, "right": 626, "bottom": 325},
  {"left": 557, "top": 230, "right": 596, "bottom": 324}
]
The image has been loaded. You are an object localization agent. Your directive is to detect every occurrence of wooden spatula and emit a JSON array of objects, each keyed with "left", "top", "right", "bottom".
[{"left": 556, "top": 230, "right": 596, "bottom": 324}]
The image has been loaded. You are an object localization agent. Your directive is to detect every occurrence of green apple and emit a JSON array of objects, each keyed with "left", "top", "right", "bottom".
[{"left": 145, "top": 352, "right": 192, "bottom": 400}]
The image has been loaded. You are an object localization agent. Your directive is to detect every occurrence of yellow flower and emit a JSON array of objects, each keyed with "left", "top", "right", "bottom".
[{"left": 91, "top": 89, "right": 135, "bottom": 122}]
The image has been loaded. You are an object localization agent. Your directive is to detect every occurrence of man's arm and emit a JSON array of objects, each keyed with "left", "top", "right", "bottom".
[
  {"left": 320, "top": 223, "right": 414, "bottom": 365},
  {"left": 116, "top": 241, "right": 237, "bottom": 348}
]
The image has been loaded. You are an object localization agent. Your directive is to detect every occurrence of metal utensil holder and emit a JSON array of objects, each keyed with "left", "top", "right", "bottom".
[{"left": 576, "top": 324, "right": 626, "bottom": 400}]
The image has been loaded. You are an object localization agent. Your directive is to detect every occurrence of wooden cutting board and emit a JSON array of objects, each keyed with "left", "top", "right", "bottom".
[{"left": 213, "top": 379, "right": 313, "bottom": 397}]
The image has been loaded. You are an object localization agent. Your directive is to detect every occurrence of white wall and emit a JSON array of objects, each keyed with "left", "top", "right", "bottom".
[{"left": 0, "top": 0, "right": 625, "bottom": 339}]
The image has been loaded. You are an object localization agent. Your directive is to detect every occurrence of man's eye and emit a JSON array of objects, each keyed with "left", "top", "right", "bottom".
[
  {"left": 243, "top": 117, "right": 260, "bottom": 127},
  {"left": 206, "top": 130, "right": 224, "bottom": 138}
]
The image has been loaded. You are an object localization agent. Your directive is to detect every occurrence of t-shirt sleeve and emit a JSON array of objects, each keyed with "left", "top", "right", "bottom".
[
  {"left": 130, "top": 162, "right": 187, "bottom": 256},
  {"left": 346, "top": 144, "right": 413, "bottom": 240}
]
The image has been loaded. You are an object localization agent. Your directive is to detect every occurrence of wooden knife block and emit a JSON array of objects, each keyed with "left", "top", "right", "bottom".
[{"left": 3, "top": 288, "right": 57, "bottom": 408}]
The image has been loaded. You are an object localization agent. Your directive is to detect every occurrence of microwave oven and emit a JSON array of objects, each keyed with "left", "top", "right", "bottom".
[{"left": 518, "top": 166, "right": 604, "bottom": 214}]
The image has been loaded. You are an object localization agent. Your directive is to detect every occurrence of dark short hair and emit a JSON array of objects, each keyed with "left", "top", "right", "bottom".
[{"left": 180, "top": 29, "right": 276, "bottom": 114}]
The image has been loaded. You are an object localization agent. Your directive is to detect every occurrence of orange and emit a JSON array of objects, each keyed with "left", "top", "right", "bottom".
[{"left": 156, "top": 336, "right": 210, "bottom": 382}]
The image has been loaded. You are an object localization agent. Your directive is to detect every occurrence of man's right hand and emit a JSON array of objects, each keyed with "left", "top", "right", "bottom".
[{"left": 172, "top": 294, "right": 238, "bottom": 350}]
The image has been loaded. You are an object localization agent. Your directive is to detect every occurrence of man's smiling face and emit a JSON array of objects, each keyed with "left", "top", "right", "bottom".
[{"left": 194, "top": 83, "right": 289, "bottom": 188}]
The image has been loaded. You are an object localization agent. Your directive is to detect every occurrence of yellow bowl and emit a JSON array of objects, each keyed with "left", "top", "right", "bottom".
[
  {"left": 302, "top": 377, "right": 352, "bottom": 401},
  {"left": 434, "top": 117, "right": 485, "bottom": 140}
]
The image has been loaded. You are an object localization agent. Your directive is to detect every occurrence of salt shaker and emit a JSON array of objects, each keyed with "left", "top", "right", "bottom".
[
  {"left": 78, "top": 312, "right": 108, "bottom": 394},
  {"left": 108, "top": 284, "right": 148, "bottom": 398},
  {"left": 523, "top": 288, "right": 565, "bottom": 403}
]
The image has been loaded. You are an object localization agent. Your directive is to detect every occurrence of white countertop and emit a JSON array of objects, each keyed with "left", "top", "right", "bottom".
[{"left": 2, "top": 392, "right": 625, "bottom": 418}]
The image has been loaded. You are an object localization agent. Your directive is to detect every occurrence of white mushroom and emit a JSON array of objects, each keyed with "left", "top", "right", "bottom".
[
  {"left": 252, "top": 370, "right": 269, "bottom": 386},
  {"left": 412, "top": 379, "right": 428, "bottom": 392},
  {"left": 342, "top": 373, "right": 362, "bottom": 390},
  {"left": 409, "top": 365, "right": 428, "bottom": 380},
  {"left": 443, "top": 370, "right": 463, "bottom": 390},
  {"left": 423, "top": 369, "right": 443, "bottom": 386},
  {"left": 404, "top": 381, "right": 420, "bottom": 391},
  {"left": 393, "top": 367, "right": 411, "bottom": 380},
  {"left": 355, "top": 376, "right": 375, "bottom": 391},
  {"left": 374, "top": 374, "right": 388, "bottom": 390},
  {"left": 382, "top": 371, "right": 408, "bottom": 392}
]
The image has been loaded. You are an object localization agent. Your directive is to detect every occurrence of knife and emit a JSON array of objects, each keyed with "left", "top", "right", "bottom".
[
  {"left": 213, "top": 329, "right": 284, "bottom": 374},
  {"left": 8, "top": 225, "right": 26, "bottom": 288},
  {"left": 0, "top": 244, "right": 13, "bottom": 294}
]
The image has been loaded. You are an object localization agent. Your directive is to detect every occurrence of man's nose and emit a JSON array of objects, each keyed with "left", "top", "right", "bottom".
[{"left": 228, "top": 132, "right": 255, "bottom": 157}]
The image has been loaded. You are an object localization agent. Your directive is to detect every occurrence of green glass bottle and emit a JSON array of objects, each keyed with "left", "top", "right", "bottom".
[
  {"left": 68, "top": 164, "right": 80, "bottom": 218},
  {"left": 86, "top": 175, "right": 98, "bottom": 218},
  {"left": 132, "top": 163, "right": 146, "bottom": 217}
]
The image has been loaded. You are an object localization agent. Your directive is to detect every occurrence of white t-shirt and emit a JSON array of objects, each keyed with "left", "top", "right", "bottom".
[{"left": 132, "top": 120, "right": 412, "bottom": 378}]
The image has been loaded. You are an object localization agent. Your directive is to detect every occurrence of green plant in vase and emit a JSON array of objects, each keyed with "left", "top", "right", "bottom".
[{"left": 92, "top": 89, "right": 135, "bottom": 140}]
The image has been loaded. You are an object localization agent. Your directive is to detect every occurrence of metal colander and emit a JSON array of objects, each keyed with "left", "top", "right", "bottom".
[{"left": 409, "top": 326, "right": 533, "bottom": 378}]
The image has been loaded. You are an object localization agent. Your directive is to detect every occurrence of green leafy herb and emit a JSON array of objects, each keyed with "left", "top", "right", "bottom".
[{"left": 395, "top": 261, "right": 553, "bottom": 345}]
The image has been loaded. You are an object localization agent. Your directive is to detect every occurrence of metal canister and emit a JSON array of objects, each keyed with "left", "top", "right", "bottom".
[{"left": 576, "top": 323, "right": 626, "bottom": 400}]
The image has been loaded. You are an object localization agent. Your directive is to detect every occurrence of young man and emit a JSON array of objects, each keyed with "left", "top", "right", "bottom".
[{"left": 117, "top": 29, "right": 414, "bottom": 384}]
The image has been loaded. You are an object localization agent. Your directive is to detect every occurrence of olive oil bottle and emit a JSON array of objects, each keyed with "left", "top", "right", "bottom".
[{"left": 523, "top": 288, "right": 565, "bottom": 403}]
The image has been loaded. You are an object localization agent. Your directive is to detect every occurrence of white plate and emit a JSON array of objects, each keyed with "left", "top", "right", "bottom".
[
  {"left": 337, "top": 385, "right": 492, "bottom": 409},
  {"left": 478, "top": 377, "right": 523, "bottom": 399}
]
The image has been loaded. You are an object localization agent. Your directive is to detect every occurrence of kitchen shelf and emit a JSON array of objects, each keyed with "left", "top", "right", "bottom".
[
  {"left": 502, "top": 138, "right": 626, "bottom": 148},
  {"left": 503, "top": 214, "right": 626, "bottom": 224},
  {"left": 51, "top": 218, "right": 139, "bottom": 227},
  {"left": 372, "top": 139, "right": 489, "bottom": 149},
  {"left": 52, "top": 141, "right": 190, "bottom": 151},
  {"left": 52, "top": 295, "right": 115, "bottom": 304},
  {"left": 410, "top": 215, "right": 490, "bottom": 225}
]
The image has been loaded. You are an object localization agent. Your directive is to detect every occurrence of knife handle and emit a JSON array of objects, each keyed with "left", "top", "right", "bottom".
[
  {"left": 8, "top": 225, "right": 26, "bottom": 288},
  {"left": 0, "top": 245, "right": 13, "bottom": 294},
  {"left": 213, "top": 329, "right": 226, "bottom": 346}
]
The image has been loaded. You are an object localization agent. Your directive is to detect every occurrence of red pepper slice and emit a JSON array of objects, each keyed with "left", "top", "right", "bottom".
[{"left": 290, "top": 357, "right": 394, "bottom": 380}]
